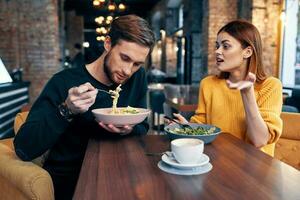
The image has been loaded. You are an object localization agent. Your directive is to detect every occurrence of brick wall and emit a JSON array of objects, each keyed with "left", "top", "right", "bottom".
[
  {"left": 252, "top": 0, "right": 281, "bottom": 76},
  {"left": 0, "top": 0, "right": 19, "bottom": 69},
  {"left": 207, "top": 0, "right": 238, "bottom": 74},
  {"left": 0, "top": 0, "right": 61, "bottom": 103}
]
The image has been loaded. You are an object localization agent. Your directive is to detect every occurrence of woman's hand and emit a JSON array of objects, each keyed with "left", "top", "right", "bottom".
[
  {"left": 172, "top": 113, "right": 189, "bottom": 124},
  {"left": 226, "top": 72, "right": 256, "bottom": 91},
  {"left": 98, "top": 122, "right": 133, "bottom": 136}
]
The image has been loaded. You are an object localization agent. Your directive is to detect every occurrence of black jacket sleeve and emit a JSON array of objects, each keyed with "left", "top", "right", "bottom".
[{"left": 14, "top": 74, "right": 70, "bottom": 161}]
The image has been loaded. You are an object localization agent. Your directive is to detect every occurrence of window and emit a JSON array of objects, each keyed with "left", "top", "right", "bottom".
[{"left": 281, "top": 0, "right": 300, "bottom": 87}]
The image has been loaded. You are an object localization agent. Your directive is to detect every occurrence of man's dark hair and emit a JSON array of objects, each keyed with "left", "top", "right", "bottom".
[{"left": 108, "top": 15, "right": 155, "bottom": 51}]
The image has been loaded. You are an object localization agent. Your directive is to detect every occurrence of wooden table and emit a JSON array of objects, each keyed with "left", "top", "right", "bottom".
[{"left": 73, "top": 134, "right": 300, "bottom": 200}]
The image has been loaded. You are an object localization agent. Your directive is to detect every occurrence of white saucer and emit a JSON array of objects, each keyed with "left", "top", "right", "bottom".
[
  {"left": 161, "top": 153, "right": 210, "bottom": 169},
  {"left": 158, "top": 161, "right": 213, "bottom": 176}
]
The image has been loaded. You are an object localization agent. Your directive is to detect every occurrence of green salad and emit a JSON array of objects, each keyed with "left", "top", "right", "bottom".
[{"left": 168, "top": 126, "right": 216, "bottom": 135}]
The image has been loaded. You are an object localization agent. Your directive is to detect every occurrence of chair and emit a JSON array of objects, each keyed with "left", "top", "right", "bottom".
[
  {"left": 274, "top": 112, "right": 300, "bottom": 170},
  {"left": 285, "top": 88, "right": 300, "bottom": 111},
  {"left": 0, "top": 112, "right": 54, "bottom": 200},
  {"left": 149, "top": 90, "right": 165, "bottom": 130},
  {"left": 282, "top": 105, "right": 299, "bottom": 113}
]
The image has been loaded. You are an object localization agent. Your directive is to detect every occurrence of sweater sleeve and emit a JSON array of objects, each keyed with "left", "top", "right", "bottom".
[
  {"left": 14, "top": 74, "right": 70, "bottom": 161},
  {"left": 190, "top": 80, "right": 207, "bottom": 124},
  {"left": 257, "top": 78, "right": 283, "bottom": 144}
]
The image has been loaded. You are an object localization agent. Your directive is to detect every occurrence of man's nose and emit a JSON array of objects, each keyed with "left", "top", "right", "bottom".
[{"left": 123, "top": 65, "right": 132, "bottom": 76}]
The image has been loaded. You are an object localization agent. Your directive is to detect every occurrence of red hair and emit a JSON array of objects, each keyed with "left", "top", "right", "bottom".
[{"left": 217, "top": 20, "right": 267, "bottom": 83}]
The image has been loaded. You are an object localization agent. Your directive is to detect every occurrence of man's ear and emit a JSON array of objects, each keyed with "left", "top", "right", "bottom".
[
  {"left": 104, "top": 36, "right": 112, "bottom": 52},
  {"left": 243, "top": 46, "right": 253, "bottom": 59}
]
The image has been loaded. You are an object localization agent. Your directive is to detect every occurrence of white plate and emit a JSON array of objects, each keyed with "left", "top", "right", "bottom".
[
  {"left": 158, "top": 161, "right": 213, "bottom": 176},
  {"left": 161, "top": 153, "right": 209, "bottom": 169}
]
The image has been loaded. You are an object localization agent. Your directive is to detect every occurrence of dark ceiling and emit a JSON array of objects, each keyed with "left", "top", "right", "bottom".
[{"left": 64, "top": 0, "right": 161, "bottom": 29}]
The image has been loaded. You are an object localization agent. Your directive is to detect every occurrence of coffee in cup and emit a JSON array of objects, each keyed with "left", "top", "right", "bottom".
[{"left": 171, "top": 138, "right": 204, "bottom": 164}]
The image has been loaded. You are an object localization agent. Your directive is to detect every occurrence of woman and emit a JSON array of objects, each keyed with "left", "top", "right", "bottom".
[{"left": 175, "top": 20, "right": 282, "bottom": 156}]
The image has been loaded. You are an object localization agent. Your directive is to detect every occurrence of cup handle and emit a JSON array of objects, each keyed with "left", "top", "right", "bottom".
[{"left": 164, "top": 151, "right": 174, "bottom": 158}]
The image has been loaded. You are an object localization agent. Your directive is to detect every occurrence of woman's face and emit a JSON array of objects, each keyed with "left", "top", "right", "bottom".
[{"left": 215, "top": 31, "right": 248, "bottom": 73}]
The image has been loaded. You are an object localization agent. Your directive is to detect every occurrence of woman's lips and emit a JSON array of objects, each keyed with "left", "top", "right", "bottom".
[{"left": 216, "top": 58, "right": 224, "bottom": 65}]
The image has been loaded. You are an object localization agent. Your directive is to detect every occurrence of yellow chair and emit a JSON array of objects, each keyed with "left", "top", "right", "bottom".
[
  {"left": 275, "top": 112, "right": 300, "bottom": 170},
  {"left": 0, "top": 112, "right": 54, "bottom": 200}
]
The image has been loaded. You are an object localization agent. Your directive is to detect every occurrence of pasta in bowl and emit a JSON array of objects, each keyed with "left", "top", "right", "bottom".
[{"left": 92, "top": 106, "right": 151, "bottom": 126}]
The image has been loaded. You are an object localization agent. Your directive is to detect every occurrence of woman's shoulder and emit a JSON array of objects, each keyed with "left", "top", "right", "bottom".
[
  {"left": 201, "top": 75, "right": 221, "bottom": 83},
  {"left": 256, "top": 76, "right": 282, "bottom": 94},
  {"left": 200, "top": 75, "right": 223, "bottom": 87},
  {"left": 260, "top": 76, "right": 282, "bottom": 88}
]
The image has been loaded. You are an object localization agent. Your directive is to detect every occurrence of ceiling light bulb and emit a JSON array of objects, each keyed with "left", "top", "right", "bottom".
[
  {"left": 118, "top": 3, "right": 126, "bottom": 11},
  {"left": 108, "top": 3, "right": 116, "bottom": 11},
  {"left": 100, "top": 36, "right": 106, "bottom": 41},
  {"left": 107, "top": 16, "right": 113, "bottom": 21},
  {"left": 83, "top": 42, "right": 90, "bottom": 48},
  {"left": 93, "top": 0, "right": 100, "bottom": 6}
]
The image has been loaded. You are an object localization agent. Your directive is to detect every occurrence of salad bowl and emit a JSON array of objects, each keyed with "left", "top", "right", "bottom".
[{"left": 164, "top": 123, "right": 221, "bottom": 144}]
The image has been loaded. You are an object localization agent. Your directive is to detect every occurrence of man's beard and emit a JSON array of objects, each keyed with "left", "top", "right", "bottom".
[{"left": 103, "top": 51, "right": 117, "bottom": 85}]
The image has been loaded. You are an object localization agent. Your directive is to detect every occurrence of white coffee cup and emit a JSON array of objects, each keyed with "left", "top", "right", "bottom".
[{"left": 171, "top": 138, "right": 204, "bottom": 165}]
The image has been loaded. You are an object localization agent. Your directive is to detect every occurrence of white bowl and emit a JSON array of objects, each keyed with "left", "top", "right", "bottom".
[{"left": 92, "top": 107, "right": 151, "bottom": 126}]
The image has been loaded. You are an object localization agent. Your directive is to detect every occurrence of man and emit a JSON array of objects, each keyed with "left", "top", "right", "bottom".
[{"left": 14, "top": 15, "right": 155, "bottom": 199}]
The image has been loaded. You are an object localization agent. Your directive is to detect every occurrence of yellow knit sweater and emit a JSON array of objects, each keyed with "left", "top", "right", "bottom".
[{"left": 190, "top": 75, "right": 283, "bottom": 156}]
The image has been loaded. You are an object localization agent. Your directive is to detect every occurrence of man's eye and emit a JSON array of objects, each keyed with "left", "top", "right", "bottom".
[
  {"left": 133, "top": 63, "right": 140, "bottom": 67},
  {"left": 121, "top": 56, "right": 130, "bottom": 61}
]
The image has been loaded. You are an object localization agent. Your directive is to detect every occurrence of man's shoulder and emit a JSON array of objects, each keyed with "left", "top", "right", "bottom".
[
  {"left": 129, "top": 67, "right": 146, "bottom": 82},
  {"left": 135, "top": 67, "right": 146, "bottom": 76},
  {"left": 53, "top": 67, "right": 85, "bottom": 80}
]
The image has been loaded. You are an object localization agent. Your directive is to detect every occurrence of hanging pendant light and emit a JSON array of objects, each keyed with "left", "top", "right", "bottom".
[{"left": 108, "top": 0, "right": 116, "bottom": 12}]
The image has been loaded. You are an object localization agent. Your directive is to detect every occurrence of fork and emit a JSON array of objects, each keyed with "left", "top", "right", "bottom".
[
  {"left": 164, "top": 116, "right": 193, "bottom": 129},
  {"left": 97, "top": 89, "right": 111, "bottom": 95}
]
